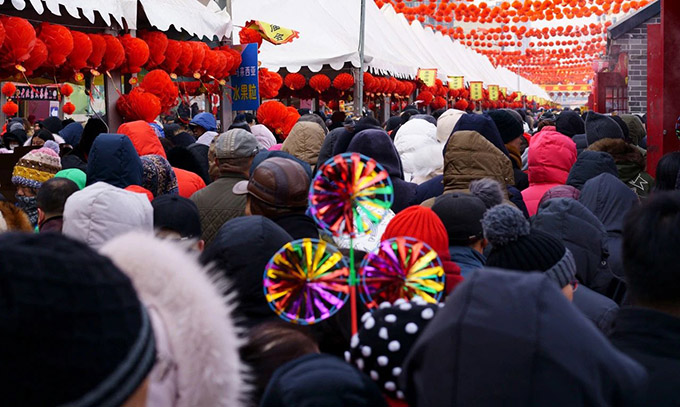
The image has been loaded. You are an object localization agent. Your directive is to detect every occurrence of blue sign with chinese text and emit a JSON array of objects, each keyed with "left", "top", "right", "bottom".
[{"left": 231, "top": 43, "right": 259, "bottom": 111}]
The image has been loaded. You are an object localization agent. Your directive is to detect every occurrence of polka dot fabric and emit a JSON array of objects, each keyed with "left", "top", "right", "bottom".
[{"left": 346, "top": 297, "right": 442, "bottom": 401}]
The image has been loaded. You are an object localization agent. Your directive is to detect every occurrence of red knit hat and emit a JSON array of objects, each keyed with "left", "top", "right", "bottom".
[{"left": 382, "top": 206, "right": 463, "bottom": 294}]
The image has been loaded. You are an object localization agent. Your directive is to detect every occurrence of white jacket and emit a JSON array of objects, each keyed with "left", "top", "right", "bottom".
[
  {"left": 394, "top": 118, "right": 444, "bottom": 184},
  {"left": 101, "top": 233, "right": 246, "bottom": 407},
  {"left": 62, "top": 182, "right": 153, "bottom": 250}
]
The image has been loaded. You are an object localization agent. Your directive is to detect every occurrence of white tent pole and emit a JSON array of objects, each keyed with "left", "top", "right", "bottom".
[{"left": 356, "top": 0, "right": 366, "bottom": 117}]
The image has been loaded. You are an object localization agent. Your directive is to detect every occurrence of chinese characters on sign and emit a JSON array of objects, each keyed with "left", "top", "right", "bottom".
[
  {"left": 470, "top": 82, "right": 484, "bottom": 101},
  {"left": 515, "top": 91, "right": 523, "bottom": 102},
  {"left": 500, "top": 87, "right": 507, "bottom": 98},
  {"left": 15, "top": 85, "right": 59, "bottom": 101},
  {"left": 245, "top": 20, "right": 300, "bottom": 45},
  {"left": 447, "top": 76, "right": 464, "bottom": 90},
  {"left": 417, "top": 68, "right": 437, "bottom": 87},
  {"left": 231, "top": 43, "right": 260, "bottom": 111},
  {"left": 488, "top": 85, "right": 499, "bottom": 101}
]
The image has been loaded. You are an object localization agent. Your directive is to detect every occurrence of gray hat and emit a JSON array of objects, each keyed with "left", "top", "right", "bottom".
[
  {"left": 214, "top": 129, "right": 259, "bottom": 159},
  {"left": 585, "top": 112, "right": 624, "bottom": 145}
]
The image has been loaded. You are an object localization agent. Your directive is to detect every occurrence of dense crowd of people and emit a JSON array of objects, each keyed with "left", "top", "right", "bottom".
[{"left": 0, "top": 104, "right": 678, "bottom": 406}]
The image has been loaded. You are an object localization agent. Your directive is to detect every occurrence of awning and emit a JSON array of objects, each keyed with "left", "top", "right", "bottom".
[{"left": 139, "top": 0, "right": 232, "bottom": 40}]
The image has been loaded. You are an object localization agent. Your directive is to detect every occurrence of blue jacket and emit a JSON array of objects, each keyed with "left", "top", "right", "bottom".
[
  {"left": 86, "top": 133, "right": 143, "bottom": 188},
  {"left": 449, "top": 245, "right": 485, "bottom": 279},
  {"left": 566, "top": 150, "right": 618, "bottom": 190},
  {"left": 189, "top": 112, "right": 217, "bottom": 132},
  {"left": 58, "top": 122, "right": 83, "bottom": 147}
]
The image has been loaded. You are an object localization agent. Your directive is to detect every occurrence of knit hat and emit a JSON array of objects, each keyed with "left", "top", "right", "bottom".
[
  {"left": 152, "top": 194, "right": 202, "bottom": 239},
  {"left": 141, "top": 154, "right": 179, "bottom": 198},
  {"left": 488, "top": 109, "right": 523, "bottom": 144},
  {"left": 40, "top": 116, "right": 63, "bottom": 133},
  {"left": 469, "top": 178, "right": 504, "bottom": 209},
  {"left": 382, "top": 206, "right": 449, "bottom": 260},
  {"left": 0, "top": 233, "right": 155, "bottom": 407},
  {"left": 586, "top": 112, "right": 624, "bottom": 145},
  {"left": 233, "top": 156, "right": 310, "bottom": 209},
  {"left": 11, "top": 140, "right": 62, "bottom": 189},
  {"left": 432, "top": 193, "right": 487, "bottom": 245},
  {"left": 555, "top": 110, "right": 585, "bottom": 138},
  {"left": 55, "top": 168, "right": 87, "bottom": 190},
  {"left": 482, "top": 204, "right": 576, "bottom": 288},
  {"left": 346, "top": 297, "right": 442, "bottom": 401},
  {"left": 609, "top": 115, "right": 631, "bottom": 143},
  {"left": 538, "top": 185, "right": 581, "bottom": 210}
]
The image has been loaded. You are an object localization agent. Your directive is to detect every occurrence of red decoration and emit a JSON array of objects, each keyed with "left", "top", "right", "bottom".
[
  {"left": 431, "top": 96, "right": 447, "bottom": 110},
  {"left": 86, "top": 34, "right": 106, "bottom": 70},
  {"left": 257, "top": 100, "right": 291, "bottom": 137},
  {"left": 0, "top": 16, "right": 36, "bottom": 69},
  {"left": 226, "top": 47, "right": 242, "bottom": 75},
  {"left": 160, "top": 39, "right": 182, "bottom": 75},
  {"left": 140, "top": 31, "right": 168, "bottom": 70},
  {"left": 2, "top": 82, "right": 16, "bottom": 98},
  {"left": 416, "top": 90, "right": 434, "bottom": 105},
  {"left": 2, "top": 101, "right": 18, "bottom": 116},
  {"left": 209, "top": 50, "right": 227, "bottom": 79},
  {"left": 188, "top": 41, "right": 207, "bottom": 75},
  {"left": 62, "top": 102, "right": 76, "bottom": 115},
  {"left": 140, "top": 69, "right": 179, "bottom": 113},
  {"left": 66, "top": 31, "right": 93, "bottom": 72},
  {"left": 38, "top": 22, "right": 74, "bottom": 67},
  {"left": 454, "top": 99, "right": 469, "bottom": 111},
  {"left": 332, "top": 73, "right": 354, "bottom": 91},
  {"left": 310, "top": 74, "right": 331, "bottom": 93},
  {"left": 177, "top": 42, "right": 193, "bottom": 77},
  {"left": 22, "top": 38, "right": 47, "bottom": 75},
  {"left": 327, "top": 100, "right": 339, "bottom": 110},
  {"left": 282, "top": 106, "right": 301, "bottom": 138},
  {"left": 259, "top": 68, "right": 283, "bottom": 99},
  {"left": 120, "top": 34, "right": 150, "bottom": 74},
  {"left": 116, "top": 87, "right": 161, "bottom": 123},
  {"left": 60, "top": 83, "right": 73, "bottom": 97},
  {"left": 363, "top": 72, "right": 376, "bottom": 94},
  {"left": 284, "top": 72, "right": 306, "bottom": 90},
  {"left": 0, "top": 19, "right": 6, "bottom": 51},
  {"left": 101, "top": 35, "right": 125, "bottom": 72},
  {"left": 239, "top": 27, "right": 263, "bottom": 48}
]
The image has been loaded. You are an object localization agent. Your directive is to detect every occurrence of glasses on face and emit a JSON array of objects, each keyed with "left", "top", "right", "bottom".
[{"left": 569, "top": 280, "right": 579, "bottom": 292}]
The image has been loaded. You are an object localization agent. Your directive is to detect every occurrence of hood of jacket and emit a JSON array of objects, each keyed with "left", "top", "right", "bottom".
[
  {"left": 436, "top": 109, "right": 465, "bottom": 144},
  {"left": 620, "top": 114, "right": 646, "bottom": 146},
  {"left": 587, "top": 138, "right": 645, "bottom": 183},
  {"left": 59, "top": 122, "right": 84, "bottom": 147},
  {"left": 200, "top": 216, "right": 292, "bottom": 327},
  {"left": 189, "top": 112, "right": 217, "bottom": 132},
  {"left": 63, "top": 182, "right": 153, "bottom": 250},
  {"left": 118, "top": 121, "right": 167, "bottom": 158},
  {"left": 86, "top": 133, "right": 143, "bottom": 188},
  {"left": 394, "top": 118, "right": 444, "bottom": 182},
  {"left": 281, "top": 121, "right": 325, "bottom": 165},
  {"left": 76, "top": 117, "right": 108, "bottom": 161},
  {"left": 566, "top": 150, "right": 618, "bottom": 190},
  {"left": 532, "top": 198, "right": 615, "bottom": 294},
  {"left": 556, "top": 110, "right": 585, "bottom": 138},
  {"left": 443, "top": 130, "right": 514, "bottom": 193},
  {"left": 260, "top": 353, "right": 387, "bottom": 407},
  {"left": 251, "top": 124, "right": 278, "bottom": 150},
  {"left": 346, "top": 129, "right": 417, "bottom": 212},
  {"left": 451, "top": 113, "right": 509, "bottom": 156},
  {"left": 528, "top": 127, "right": 577, "bottom": 185},
  {"left": 403, "top": 269, "right": 646, "bottom": 407},
  {"left": 173, "top": 167, "right": 206, "bottom": 198},
  {"left": 101, "top": 233, "right": 245, "bottom": 407},
  {"left": 579, "top": 173, "right": 639, "bottom": 234}
]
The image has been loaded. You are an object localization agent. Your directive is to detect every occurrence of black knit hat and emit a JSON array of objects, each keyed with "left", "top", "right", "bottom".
[
  {"left": 0, "top": 233, "right": 155, "bottom": 407},
  {"left": 609, "top": 115, "right": 631, "bottom": 143},
  {"left": 488, "top": 109, "right": 524, "bottom": 144},
  {"left": 556, "top": 110, "right": 585, "bottom": 138},
  {"left": 482, "top": 204, "right": 576, "bottom": 287},
  {"left": 586, "top": 112, "right": 624, "bottom": 145},
  {"left": 347, "top": 298, "right": 442, "bottom": 401},
  {"left": 152, "top": 194, "right": 202, "bottom": 238},
  {"left": 432, "top": 193, "right": 487, "bottom": 245}
]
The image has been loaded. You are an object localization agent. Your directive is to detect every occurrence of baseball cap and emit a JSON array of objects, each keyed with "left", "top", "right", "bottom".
[
  {"left": 431, "top": 193, "right": 487, "bottom": 245},
  {"left": 232, "top": 157, "right": 309, "bottom": 209},
  {"left": 214, "top": 129, "right": 259, "bottom": 159},
  {"left": 151, "top": 195, "right": 202, "bottom": 239}
]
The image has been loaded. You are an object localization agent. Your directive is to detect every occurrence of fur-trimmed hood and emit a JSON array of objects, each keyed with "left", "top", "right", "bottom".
[
  {"left": 588, "top": 138, "right": 645, "bottom": 175},
  {"left": 100, "top": 233, "right": 245, "bottom": 407},
  {"left": 0, "top": 202, "right": 33, "bottom": 232}
]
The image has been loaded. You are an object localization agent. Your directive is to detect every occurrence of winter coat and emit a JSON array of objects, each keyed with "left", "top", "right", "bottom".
[
  {"left": 573, "top": 284, "right": 619, "bottom": 333},
  {"left": 572, "top": 133, "right": 588, "bottom": 155},
  {"left": 403, "top": 269, "right": 647, "bottom": 407},
  {"left": 316, "top": 127, "right": 343, "bottom": 168},
  {"left": 190, "top": 174, "right": 248, "bottom": 244},
  {"left": 39, "top": 216, "right": 64, "bottom": 233},
  {"left": 63, "top": 182, "right": 153, "bottom": 250},
  {"left": 507, "top": 144, "right": 529, "bottom": 191},
  {"left": 101, "top": 233, "right": 245, "bottom": 407},
  {"left": 346, "top": 129, "right": 417, "bottom": 213},
  {"left": 59, "top": 122, "right": 83, "bottom": 147},
  {"left": 522, "top": 127, "right": 577, "bottom": 216},
  {"left": 579, "top": 173, "right": 639, "bottom": 286},
  {"left": 173, "top": 167, "right": 206, "bottom": 198},
  {"left": 451, "top": 113, "right": 510, "bottom": 156},
  {"left": 436, "top": 109, "right": 465, "bottom": 143},
  {"left": 532, "top": 198, "right": 622, "bottom": 301},
  {"left": 60, "top": 154, "right": 87, "bottom": 172},
  {"left": 587, "top": 138, "right": 654, "bottom": 201},
  {"left": 73, "top": 117, "right": 108, "bottom": 162},
  {"left": 566, "top": 150, "right": 618, "bottom": 190},
  {"left": 394, "top": 118, "right": 444, "bottom": 183},
  {"left": 200, "top": 216, "right": 292, "bottom": 328},
  {"left": 610, "top": 307, "right": 680, "bottom": 407},
  {"left": 281, "top": 121, "right": 325, "bottom": 166},
  {"left": 187, "top": 143, "right": 210, "bottom": 182},
  {"left": 449, "top": 245, "right": 485, "bottom": 279},
  {"left": 86, "top": 133, "right": 143, "bottom": 188},
  {"left": 260, "top": 354, "right": 388, "bottom": 407},
  {"left": 118, "top": 121, "right": 167, "bottom": 158},
  {"left": 273, "top": 213, "right": 319, "bottom": 240}
]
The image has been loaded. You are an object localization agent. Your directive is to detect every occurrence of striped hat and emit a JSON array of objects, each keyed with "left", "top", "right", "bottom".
[{"left": 11, "top": 140, "right": 62, "bottom": 189}]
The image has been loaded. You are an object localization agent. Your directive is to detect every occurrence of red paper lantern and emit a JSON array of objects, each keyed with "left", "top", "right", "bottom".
[
  {"left": 159, "top": 39, "right": 182, "bottom": 75},
  {"left": 257, "top": 100, "right": 290, "bottom": 136},
  {"left": 327, "top": 100, "right": 339, "bottom": 110},
  {"left": 86, "top": 34, "right": 106, "bottom": 70},
  {"left": 220, "top": 46, "right": 241, "bottom": 76},
  {"left": 188, "top": 41, "right": 207, "bottom": 75},
  {"left": 120, "top": 34, "right": 150, "bottom": 74},
  {"left": 23, "top": 38, "right": 47, "bottom": 75},
  {"left": 66, "top": 31, "right": 93, "bottom": 71},
  {"left": 364, "top": 72, "right": 376, "bottom": 93},
  {"left": 2, "top": 82, "right": 16, "bottom": 98},
  {"left": 38, "top": 22, "right": 74, "bottom": 67},
  {"left": 282, "top": 106, "right": 300, "bottom": 138},
  {"left": 177, "top": 42, "right": 193, "bottom": 77},
  {"left": 309, "top": 74, "right": 331, "bottom": 93},
  {"left": 62, "top": 102, "right": 76, "bottom": 115},
  {"left": 431, "top": 96, "right": 447, "bottom": 110},
  {"left": 333, "top": 73, "right": 354, "bottom": 91},
  {"left": 116, "top": 87, "right": 161, "bottom": 123},
  {"left": 201, "top": 49, "right": 218, "bottom": 77},
  {"left": 210, "top": 51, "right": 227, "bottom": 79},
  {"left": 259, "top": 68, "right": 283, "bottom": 99},
  {"left": 0, "top": 16, "right": 36, "bottom": 69},
  {"left": 239, "top": 27, "right": 262, "bottom": 48},
  {"left": 101, "top": 34, "right": 125, "bottom": 72},
  {"left": 0, "top": 19, "right": 6, "bottom": 50},
  {"left": 60, "top": 83, "right": 73, "bottom": 97},
  {"left": 284, "top": 72, "right": 306, "bottom": 90},
  {"left": 2, "top": 101, "right": 18, "bottom": 116},
  {"left": 140, "top": 31, "right": 168, "bottom": 70},
  {"left": 140, "top": 69, "right": 179, "bottom": 113},
  {"left": 416, "top": 90, "right": 434, "bottom": 105}
]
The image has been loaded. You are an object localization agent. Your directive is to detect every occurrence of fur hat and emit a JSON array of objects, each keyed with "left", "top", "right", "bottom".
[
  {"left": 0, "top": 201, "right": 33, "bottom": 232},
  {"left": 11, "top": 141, "right": 62, "bottom": 189}
]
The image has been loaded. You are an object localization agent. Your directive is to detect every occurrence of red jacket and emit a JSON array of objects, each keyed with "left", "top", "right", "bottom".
[
  {"left": 174, "top": 167, "right": 206, "bottom": 198},
  {"left": 521, "top": 126, "right": 577, "bottom": 216},
  {"left": 118, "top": 121, "right": 167, "bottom": 158}
]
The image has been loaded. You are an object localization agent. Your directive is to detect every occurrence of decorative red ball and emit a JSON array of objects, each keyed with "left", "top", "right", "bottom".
[
  {"left": 284, "top": 73, "right": 306, "bottom": 90},
  {"left": 60, "top": 83, "right": 73, "bottom": 97},
  {"left": 38, "top": 22, "right": 74, "bottom": 67},
  {"left": 309, "top": 74, "right": 331, "bottom": 93},
  {"left": 120, "top": 34, "right": 150, "bottom": 74},
  {"left": 0, "top": 16, "right": 36, "bottom": 69},
  {"left": 2, "top": 82, "right": 16, "bottom": 98},
  {"left": 2, "top": 101, "right": 18, "bottom": 116},
  {"left": 239, "top": 27, "right": 262, "bottom": 48},
  {"left": 62, "top": 102, "right": 76, "bottom": 115},
  {"left": 332, "top": 73, "right": 354, "bottom": 91}
]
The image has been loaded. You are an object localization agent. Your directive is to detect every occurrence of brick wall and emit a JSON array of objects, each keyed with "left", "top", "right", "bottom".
[{"left": 610, "top": 15, "right": 660, "bottom": 114}]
